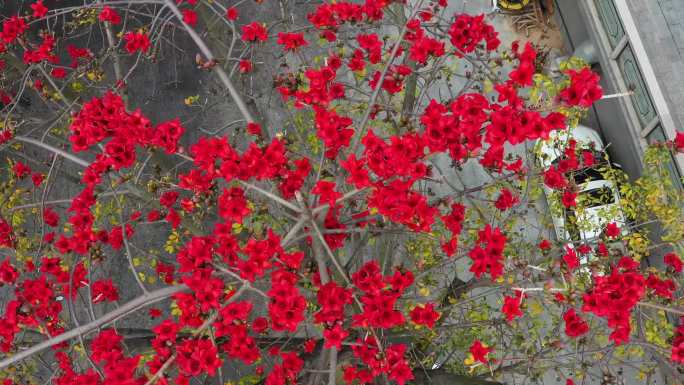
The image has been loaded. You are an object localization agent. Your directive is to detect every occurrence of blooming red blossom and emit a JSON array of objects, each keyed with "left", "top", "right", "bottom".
[
  {"left": 30, "top": 1, "right": 49, "bottom": 18},
  {"left": 91, "top": 279, "right": 119, "bottom": 303},
  {"left": 226, "top": 7, "right": 238, "bottom": 20},
  {"left": 239, "top": 59, "right": 252, "bottom": 73},
  {"left": 469, "top": 340, "right": 492, "bottom": 363},
  {"left": 468, "top": 224, "right": 507, "bottom": 280},
  {"left": 182, "top": 9, "right": 197, "bottom": 26},
  {"left": 561, "top": 190, "right": 577, "bottom": 208},
  {"left": 560, "top": 67, "right": 603, "bottom": 108},
  {"left": 277, "top": 32, "right": 308, "bottom": 51},
  {"left": 494, "top": 188, "right": 519, "bottom": 211},
  {"left": 410, "top": 303, "right": 440, "bottom": 328},
  {"left": 664, "top": 252, "right": 683, "bottom": 273},
  {"left": 99, "top": 6, "right": 121, "bottom": 24},
  {"left": 448, "top": 14, "right": 500, "bottom": 54},
  {"left": 605, "top": 222, "right": 620, "bottom": 238},
  {"left": 124, "top": 31, "right": 151, "bottom": 53},
  {"left": 562, "top": 246, "right": 579, "bottom": 271},
  {"left": 323, "top": 323, "right": 349, "bottom": 349},
  {"left": 501, "top": 292, "right": 523, "bottom": 322},
  {"left": 241, "top": 22, "right": 268, "bottom": 42},
  {"left": 563, "top": 308, "right": 589, "bottom": 337}
]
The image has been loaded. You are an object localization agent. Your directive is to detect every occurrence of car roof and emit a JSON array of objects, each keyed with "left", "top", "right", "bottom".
[{"left": 537, "top": 124, "right": 604, "bottom": 169}]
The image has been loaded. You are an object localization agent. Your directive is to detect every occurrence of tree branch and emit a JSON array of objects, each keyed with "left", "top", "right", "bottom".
[{"left": 0, "top": 285, "right": 187, "bottom": 370}]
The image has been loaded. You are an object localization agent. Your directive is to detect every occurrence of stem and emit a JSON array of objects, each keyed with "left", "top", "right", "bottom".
[
  {"left": 161, "top": 0, "right": 256, "bottom": 124},
  {"left": 14, "top": 136, "right": 91, "bottom": 168},
  {"left": 349, "top": 0, "right": 425, "bottom": 153},
  {"left": 637, "top": 301, "right": 684, "bottom": 316},
  {"left": 239, "top": 180, "right": 302, "bottom": 213},
  {"left": 0, "top": 285, "right": 187, "bottom": 370}
]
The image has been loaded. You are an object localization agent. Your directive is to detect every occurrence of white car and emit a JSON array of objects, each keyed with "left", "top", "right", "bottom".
[{"left": 536, "top": 125, "right": 627, "bottom": 248}]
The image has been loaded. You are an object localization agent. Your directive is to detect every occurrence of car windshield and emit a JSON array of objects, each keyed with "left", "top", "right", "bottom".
[
  {"left": 572, "top": 168, "right": 604, "bottom": 185},
  {"left": 579, "top": 187, "right": 615, "bottom": 207}
]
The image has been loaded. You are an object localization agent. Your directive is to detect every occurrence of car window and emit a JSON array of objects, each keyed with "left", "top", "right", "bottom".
[
  {"left": 572, "top": 168, "right": 604, "bottom": 185},
  {"left": 579, "top": 187, "right": 615, "bottom": 207}
]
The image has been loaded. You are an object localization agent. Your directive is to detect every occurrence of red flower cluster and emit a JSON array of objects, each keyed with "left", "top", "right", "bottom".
[
  {"left": 501, "top": 291, "right": 523, "bottom": 322},
  {"left": 409, "top": 303, "right": 440, "bottom": 328},
  {"left": 468, "top": 224, "right": 507, "bottom": 280},
  {"left": 268, "top": 281, "right": 306, "bottom": 332},
  {"left": 123, "top": 31, "right": 151, "bottom": 53},
  {"left": 346, "top": 337, "right": 414, "bottom": 385},
  {"left": 664, "top": 252, "right": 683, "bottom": 273},
  {"left": 352, "top": 262, "right": 412, "bottom": 329},
  {"left": 406, "top": 19, "right": 445, "bottom": 64},
  {"left": 469, "top": 340, "right": 492, "bottom": 363},
  {"left": 266, "top": 351, "right": 304, "bottom": 385},
  {"left": 563, "top": 308, "right": 589, "bottom": 338},
  {"left": 508, "top": 42, "right": 537, "bottom": 86},
  {"left": 560, "top": 68, "right": 603, "bottom": 108},
  {"left": 99, "top": 6, "right": 121, "bottom": 24},
  {"left": 672, "top": 316, "right": 684, "bottom": 364},
  {"left": 582, "top": 266, "right": 645, "bottom": 344},
  {"left": 448, "top": 14, "right": 500, "bottom": 55},
  {"left": 277, "top": 32, "right": 307, "bottom": 51},
  {"left": 241, "top": 22, "right": 268, "bottom": 42},
  {"left": 1, "top": 16, "right": 27, "bottom": 44},
  {"left": 176, "top": 338, "right": 222, "bottom": 377},
  {"left": 369, "top": 64, "right": 412, "bottom": 94},
  {"left": 89, "top": 329, "right": 143, "bottom": 385}
]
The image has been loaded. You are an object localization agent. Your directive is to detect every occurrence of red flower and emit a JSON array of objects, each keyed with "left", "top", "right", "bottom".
[
  {"left": 246, "top": 122, "right": 262, "bottom": 136},
  {"left": 51, "top": 68, "right": 66, "bottom": 78},
  {"left": 664, "top": 252, "right": 683, "bottom": 273},
  {"left": 539, "top": 239, "right": 551, "bottom": 250},
  {"left": 43, "top": 208, "right": 59, "bottom": 227},
  {"left": 239, "top": 59, "right": 252, "bottom": 73},
  {"left": 1, "top": 16, "right": 28, "bottom": 43},
  {"left": 323, "top": 324, "right": 348, "bottom": 349},
  {"left": 226, "top": 7, "right": 238, "bottom": 21},
  {"left": 544, "top": 166, "right": 567, "bottom": 190},
  {"left": 501, "top": 292, "right": 523, "bottom": 322},
  {"left": 241, "top": 22, "right": 268, "bottom": 42},
  {"left": 562, "top": 246, "right": 579, "bottom": 271},
  {"left": 99, "top": 6, "right": 121, "bottom": 24},
  {"left": 182, "top": 9, "right": 197, "bottom": 26},
  {"left": 92, "top": 279, "right": 120, "bottom": 303},
  {"left": 561, "top": 190, "right": 577, "bottom": 208},
  {"left": 560, "top": 67, "right": 603, "bottom": 108},
  {"left": 12, "top": 161, "right": 30, "bottom": 178},
  {"left": 124, "top": 31, "right": 151, "bottom": 53},
  {"left": 31, "top": 173, "right": 44, "bottom": 186},
  {"left": 0, "top": 259, "right": 18, "bottom": 284},
  {"left": 409, "top": 303, "right": 440, "bottom": 328},
  {"left": 675, "top": 132, "right": 684, "bottom": 152},
  {"left": 469, "top": 340, "right": 492, "bottom": 363},
  {"left": 605, "top": 222, "right": 620, "bottom": 238},
  {"left": 30, "top": 1, "right": 48, "bottom": 18},
  {"left": 563, "top": 308, "right": 589, "bottom": 337},
  {"left": 494, "top": 188, "right": 519, "bottom": 211},
  {"left": 218, "top": 187, "right": 250, "bottom": 223},
  {"left": 448, "top": 14, "right": 500, "bottom": 54},
  {"left": 277, "top": 32, "right": 308, "bottom": 51},
  {"left": 468, "top": 224, "right": 507, "bottom": 280},
  {"left": 304, "top": 339, "right": 317, "bottom": 353}
]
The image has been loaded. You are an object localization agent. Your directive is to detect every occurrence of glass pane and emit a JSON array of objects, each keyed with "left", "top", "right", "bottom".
[
  {"left": 594, "top": 0, "right": 625, "bottom": 49},
  {"left": 617, "top": 45, "right": 658, "bottom": 129}
]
